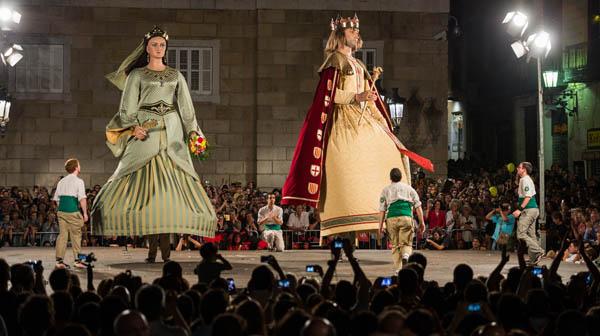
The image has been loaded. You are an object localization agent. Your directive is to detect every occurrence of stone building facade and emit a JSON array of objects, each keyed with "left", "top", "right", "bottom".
[{"left": 0, "top": 0, "right": 449, "bottom": 190}]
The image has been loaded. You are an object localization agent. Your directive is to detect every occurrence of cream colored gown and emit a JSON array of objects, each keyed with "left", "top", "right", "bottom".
[{"left": 319, "top": 53, "right": 411, "bottom": 237}]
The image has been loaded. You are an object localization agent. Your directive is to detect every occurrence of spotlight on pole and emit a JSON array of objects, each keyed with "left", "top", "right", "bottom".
[
  {"left": 1, "top": 44, "right": 23, "bottom": 67},
  {"left": 510, "top": 40, "right": 529, "bottom": 58},
  {"left": 526, "top": 31, "right": 552, "bottom": 59},
  {"left": 0, "top": 7, "right": 21, "bottom": 30},
  {"left": 502, "top": 11, "right": 529, "bottom": 37}
]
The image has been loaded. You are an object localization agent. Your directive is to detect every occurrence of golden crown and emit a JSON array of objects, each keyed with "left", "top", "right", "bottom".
[
  {"left": 144, "top": 26, "right": 169, "bottom": 41},
  {"left": 330, "top": 13, "right": 360, "bottom": 31}
]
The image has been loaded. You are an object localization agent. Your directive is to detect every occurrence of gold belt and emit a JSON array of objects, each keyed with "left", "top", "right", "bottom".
[{"left": 139, "top": 100, "right": 175, "bottom": 116}]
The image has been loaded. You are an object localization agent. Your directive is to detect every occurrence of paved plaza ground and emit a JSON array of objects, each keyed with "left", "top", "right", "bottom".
[{"left": 0, "top": 247, "right": 587, "bottom": 291}]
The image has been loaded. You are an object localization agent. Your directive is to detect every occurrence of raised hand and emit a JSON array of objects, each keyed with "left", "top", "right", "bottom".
[
  {"left": 342, "top": 238, "right": 354, "bottom": 259},
  {"left": 330, "top": 240, "right": 341, "bottom": 260},
  {"left": 133, "top": 125, "right": 147, "bottom": 140},
  {"left": 501, "top": 245, "right": 510, "bottom": 264}
]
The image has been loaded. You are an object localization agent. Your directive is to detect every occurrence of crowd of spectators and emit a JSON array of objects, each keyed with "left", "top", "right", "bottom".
[
  {"left": 2, "top": 161, "right": 600, "bottom": 335},
  {"left": 2, "top": 232, "right": 600, "bottom": 336},
  {"left": 1, "top": 160, "right": 600, "bottom": 259},
  {"left": 414, "top": 160, "right": 600, "bottom": 261},
  {"left": 0, "top": 181, "right": 320, "bottom": 251}
]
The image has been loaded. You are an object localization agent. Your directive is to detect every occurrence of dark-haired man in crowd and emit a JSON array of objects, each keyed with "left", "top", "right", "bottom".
[{"left": 258, "top": 193, "right": 284, "bottom": 252}]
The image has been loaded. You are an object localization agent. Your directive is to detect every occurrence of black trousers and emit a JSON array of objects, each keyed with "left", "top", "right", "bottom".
[{"left": 147, "top": 234, "right": 171, "bottom": 261}]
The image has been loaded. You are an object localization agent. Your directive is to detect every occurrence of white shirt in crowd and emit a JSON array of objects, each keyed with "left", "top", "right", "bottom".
[
  {"left": 459, "top": 214, "right": 477, "bottom": 242},
  {"left": 287, "top": 211, "right": 310, "bottom": 229},
  {"left": 52, "top": 173, "right": 86, "bottom": 204}
]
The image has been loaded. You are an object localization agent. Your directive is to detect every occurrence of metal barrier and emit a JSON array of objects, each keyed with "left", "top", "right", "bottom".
[
  {"left": 282, "top": 229, "right": 321, "bottom": 249},
  {"left": 2, "top": 228, "right": 489, "bottom": 250},
  {"left": 1, "top": 231, "right": 58, "bottom": 246}
]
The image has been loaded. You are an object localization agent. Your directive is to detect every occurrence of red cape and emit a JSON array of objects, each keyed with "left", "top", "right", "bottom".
[{"left": 281, "top": 67, "right": 434, "bottom": 207}]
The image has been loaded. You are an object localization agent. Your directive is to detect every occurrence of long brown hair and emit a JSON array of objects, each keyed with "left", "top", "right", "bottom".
[
  {"left": 324, "top": 29, "right": 347, "bottom": 58},
  {"left": 125, "top": 36, "right": 168, "bottom": 75}
]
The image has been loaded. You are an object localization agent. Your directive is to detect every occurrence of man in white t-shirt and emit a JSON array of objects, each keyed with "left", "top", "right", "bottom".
[
  {"left": 512, "top": 161, "right": 544, "bottom": 265},
  {"left": 258, "top": 193, "right": 284, "bottom": 251},
  {"left": 52, "top": 158, "right": 87, "bottom": 269},
  {"left": 286, "top": 204, "right": 310, "bottom": 231}
]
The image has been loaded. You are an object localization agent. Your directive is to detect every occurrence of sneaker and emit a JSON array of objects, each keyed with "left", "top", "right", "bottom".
[
  {"left": 144, "top": 258, "right": 156, "bottom": 264},
  {"left": 56, "top": 261, "right": 70, "bottom": 269}
]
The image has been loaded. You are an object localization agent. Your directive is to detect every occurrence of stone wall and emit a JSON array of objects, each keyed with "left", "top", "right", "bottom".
[
  {"left": 255, "top": 10, "right": 449, "bottom": 189},
  {"left": 0, "top": 1, "right": 448, "bottom": 190}
]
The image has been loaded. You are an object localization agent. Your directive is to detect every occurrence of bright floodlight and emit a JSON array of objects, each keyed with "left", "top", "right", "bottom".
[
  {"left": 0, "top": 7, "right": 21, "bottom": 30},
  {"left": 1, "top": 44, "right": 23, "bottom": 66},
  {"left": 11, "top": 11, "right": 20, "bottom": 24},
  {"left": 526, "top": 31, "right": 552, "bottom": 58},
  {"left": 502, "top": 11, "right": 529, "bottom": 37},
  {"left": 510, "top": 40, "right": 528, "bottom": 58},
  {"left": 0, "top": 8, "right": 11, "bottom": 21},
  {"left": 0, "top": 7, "right": 19, "bottom": 23}
]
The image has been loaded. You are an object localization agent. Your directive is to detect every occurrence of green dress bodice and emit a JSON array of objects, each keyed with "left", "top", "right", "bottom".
[{"left": 105, "top": 66, "right": 203, "bottom": 181}]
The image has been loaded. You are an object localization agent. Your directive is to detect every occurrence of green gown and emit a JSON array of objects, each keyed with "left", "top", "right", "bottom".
[{"left": 91, "top": 66, "right": 217, "bottom": 237}]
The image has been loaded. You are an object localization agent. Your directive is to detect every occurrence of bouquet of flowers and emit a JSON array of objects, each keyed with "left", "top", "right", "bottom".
[{"left": 188, "top": 133, "right": 209, "bottom": 160}]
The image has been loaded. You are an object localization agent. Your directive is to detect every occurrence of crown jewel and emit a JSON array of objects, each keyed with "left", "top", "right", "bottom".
[
  {"left": 330, "top": 13, "right": 360, "bottom": 31},
  {"left": 144, "top": 26, "right": 169, "bottom": 41}
]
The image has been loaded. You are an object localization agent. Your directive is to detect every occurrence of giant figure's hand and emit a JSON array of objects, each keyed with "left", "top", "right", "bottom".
[
  {"left": 133, "top": 125, "right": 147, "bottom": 140},
  {"left": 355, "top": 90, "right": 377, "bottom": 102}
]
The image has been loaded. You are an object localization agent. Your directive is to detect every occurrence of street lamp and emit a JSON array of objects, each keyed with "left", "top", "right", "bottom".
[
  {"left": 542, "top": 70, "right": 558, "bottom": 88},
  {"left": 0, "top": 90, "right": 11, "bottom": 136},
  {"left": 503, "top": 11, "right": 550, "bottom": 229},
  {"left": 0, "top": 5, "right": 23, "bottom": 134},
  {"left": 386, "top": 88, "right": 405, "bottom": 132}
]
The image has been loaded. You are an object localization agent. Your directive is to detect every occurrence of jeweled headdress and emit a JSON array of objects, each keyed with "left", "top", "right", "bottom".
[
  {"left": 330, "top": 13, "right": 360, "bottom": 31},
  {"left": 144, "top": 25, "right": 169, "bottom": 41},
  {"left": 106, "top": 26, "right": 169, "bottom": 90}
]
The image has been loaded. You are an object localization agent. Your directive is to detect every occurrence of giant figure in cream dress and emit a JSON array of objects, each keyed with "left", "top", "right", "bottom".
[
  {"left": 282, "top": 15, "right": 432, "bottom": 237},
  {"left": 91, "top": 26, "right": 216, "bottom": 237}
]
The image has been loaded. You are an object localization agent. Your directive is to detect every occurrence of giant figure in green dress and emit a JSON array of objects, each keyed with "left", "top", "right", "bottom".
[{"left": 91, "top": 26, "right": 217, "bottom": 245}]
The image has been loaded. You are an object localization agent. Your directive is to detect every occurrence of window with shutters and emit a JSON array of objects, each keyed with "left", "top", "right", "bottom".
[
  {"left": 15, "top": 45, "right": 64, "bottom": 93},
  {"left": 353, "top": 41, "right": 384, "bottom": 73},
  {"left": 354, "top": 48, "right": 377, "bottom": 72},
  {"left": 8, "top": 36, "right": 71, "bottom": 101},
  {"left": 166, "top": 40, "right": 220, "bottom": 103}
]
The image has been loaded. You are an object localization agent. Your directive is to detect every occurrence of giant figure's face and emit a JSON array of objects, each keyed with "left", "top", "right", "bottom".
[
  {"left": 146, "top": 36, "right": 167, "bottom": 61},
  {"left": 343, "top": 27, "right": 360, "bottom": 50}
]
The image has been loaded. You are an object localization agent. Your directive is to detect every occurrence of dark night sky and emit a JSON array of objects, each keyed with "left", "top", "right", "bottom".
[{"left": 450, "top": 0, "right": 561, "bottom": 164}]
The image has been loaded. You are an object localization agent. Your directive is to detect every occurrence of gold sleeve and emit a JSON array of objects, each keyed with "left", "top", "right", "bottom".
[{"left": 334, "top": 88, "right": 356, "bottom": 105}]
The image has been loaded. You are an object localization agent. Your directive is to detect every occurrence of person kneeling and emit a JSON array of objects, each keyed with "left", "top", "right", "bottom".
[{"left": 258, "top": 193, "right": 285, "bottom": 252}]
